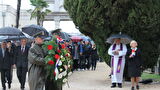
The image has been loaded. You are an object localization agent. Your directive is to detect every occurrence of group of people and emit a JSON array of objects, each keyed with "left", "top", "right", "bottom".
[
  {"left": 0, "top": 29, "right": 67, "bottom": 90},
  {"left": 108, "top": 38, "right": 142, "bottom": 90},
  {"left": 0, "top": 39, "right": 29, "bottom": 90},
  {"left": 0, "top": 29, "right": 142, "bottom": 90},
  {"left": 71, "top": 41, "right": 99, "bottom": 71},
  {"left": 0, "top": 28, "right": 100, "bottom": 90}
]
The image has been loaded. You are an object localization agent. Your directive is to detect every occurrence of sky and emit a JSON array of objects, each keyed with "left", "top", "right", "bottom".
[{"left": 1, "top": 0, "right": 80, "bottom": 34}]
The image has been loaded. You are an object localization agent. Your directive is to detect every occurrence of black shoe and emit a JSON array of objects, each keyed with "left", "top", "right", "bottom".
[
  {"left": 111, "top": 83, "right": 116, "bottom": 88},
  {"left": 8, "top": 84, "right": 11, "bottom": 89},
  {"left": 21, "top": 87, "right": 25, "bottom": 90},
  {"left": 3, "top": 87, "right": 6, "bottom": 90},
  {"left": 21, "top": 85, "right": 25, "bottom": 90},
  {"left": 118, "top": 83, "right": 122, "bottom": 88},
  {"left": 131, "top": 87, "right": 134, "bottom": 90},
  {"left": 136, "top": 85, "right": 139, "bottom": 89}
]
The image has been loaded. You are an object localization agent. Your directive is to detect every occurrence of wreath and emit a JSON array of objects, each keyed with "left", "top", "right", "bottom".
[{"left": 42, "top": 36, "right": 72, "bottom": 84}]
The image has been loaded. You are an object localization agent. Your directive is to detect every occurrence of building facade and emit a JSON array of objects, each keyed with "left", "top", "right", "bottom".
[{"left": 0, "top": 0, "right": 71, "bottom": 29}]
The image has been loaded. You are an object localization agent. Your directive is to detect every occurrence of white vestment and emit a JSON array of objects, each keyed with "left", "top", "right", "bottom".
[{"left": 108, "top": 44, "right": 127, "bottom": 83}]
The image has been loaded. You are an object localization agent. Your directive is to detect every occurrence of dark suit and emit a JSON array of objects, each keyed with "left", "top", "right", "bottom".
[
  {"left": 72, "top": 45, "right": 81, "bottom": 70},
  {"left": 0, "top": 48, "right": 12, "bottom": 88},
  {"left": 15, "top": 45, "right": 30, "bottom": 88}
]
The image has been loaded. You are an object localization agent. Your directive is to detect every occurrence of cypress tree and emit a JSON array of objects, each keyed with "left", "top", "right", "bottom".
[{"left": 64, "top": 0, "right": 160, "bottom": 69}]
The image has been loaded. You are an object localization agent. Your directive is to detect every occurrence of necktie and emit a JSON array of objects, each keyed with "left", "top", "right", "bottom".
[
  {"left": 21, "top": 46, "right": 25, "bottom": 53},
  {"left": 23, "top": 46, "right": 25, "bottom": 53},
  {"left": 2, "top": 49, "right": 5, "bottom": 58}
]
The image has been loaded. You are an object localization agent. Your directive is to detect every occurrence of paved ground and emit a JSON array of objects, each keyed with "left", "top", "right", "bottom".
[
  {"left": 0, "top": 69, "right": 29, "bottom": 90},
  {"left": 63, "top": 62, "right": 160, "bottom": 90},
  {"left": 0, "top": 62, "right": 160, "bottom": 90}
]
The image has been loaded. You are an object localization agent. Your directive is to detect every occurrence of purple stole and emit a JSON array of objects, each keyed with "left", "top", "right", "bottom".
[{"left": 111, "top": 43, "right": 123, "bottom": 75}]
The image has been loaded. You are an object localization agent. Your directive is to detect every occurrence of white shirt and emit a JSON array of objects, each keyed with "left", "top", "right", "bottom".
[{"left": 21, "top": 46, "right": 25, "bottom": 52}]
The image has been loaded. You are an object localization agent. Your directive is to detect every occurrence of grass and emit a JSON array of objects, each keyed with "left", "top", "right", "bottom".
[{"left": 141, "top": 72, "right": 160, "bottom": 81}]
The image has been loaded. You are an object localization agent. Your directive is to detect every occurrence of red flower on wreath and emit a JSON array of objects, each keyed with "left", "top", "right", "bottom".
[
  {"left": 56, "top": 36, "right": 63, "bottom": 41},
  {"left": 47, "top": 45, "right": 53, "bottom": 50},
  {"left": 61, "top": 44, "right": 65, "bottom": 49},
  {"left": 57, "top": 49, "right": 61, "bottom": 53},
  {"left": 65, "top": 53, "right": 69, "bottom": 57},
  {"left": 54, "top": 54, "right": 60, "bottom": 59},
  {"left": 48, "top": 60, "right": 54, "bottom": 65}
]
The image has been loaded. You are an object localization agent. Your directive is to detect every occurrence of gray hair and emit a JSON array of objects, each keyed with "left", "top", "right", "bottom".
[{"left": 130, "top": 40, "right": 138, "bottom": 46}]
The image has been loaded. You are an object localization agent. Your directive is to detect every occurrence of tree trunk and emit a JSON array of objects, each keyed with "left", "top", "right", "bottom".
[
  {"left": 15, "top": 0, "right": 21, "bottom": 28},
  {"left": 37, "top": 11, "right": 41, "bottom": 25}
]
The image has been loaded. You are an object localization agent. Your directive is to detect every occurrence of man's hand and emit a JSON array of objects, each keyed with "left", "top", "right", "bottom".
[{"left": 113, "top": 51, "right": 119, "bottom": 55}]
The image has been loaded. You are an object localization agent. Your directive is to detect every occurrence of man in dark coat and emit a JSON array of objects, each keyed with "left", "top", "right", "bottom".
[
  {"left": 83, "top": 41, "right": 92, "bottom": 70},
  {"left": 79, "top": 41, "right": 86, "bottom": 70},
  {"left": 72, "top": 42, "right": 81, "bottom": 71},
  {"left": 15, "top": 38, "right": 30, "bottom": 90},
  {"left": 0, "top": 41, "right": 12, "bottom": 90},
  {"left": 28, "top": 32, "right": 47, "bottom": 90}
]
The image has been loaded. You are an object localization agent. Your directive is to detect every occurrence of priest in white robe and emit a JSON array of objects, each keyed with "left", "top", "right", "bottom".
[{"left": 108, "top": 38, "right": 127, "bottom": 88}]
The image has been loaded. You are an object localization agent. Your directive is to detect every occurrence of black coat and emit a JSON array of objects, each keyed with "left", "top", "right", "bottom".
[
  {"left": 0, "top": 48, "right": 12, "bottom": 70},
  {"left": 71, "top": 45, "right": 80, "bottom": 58},
  {"left": 83, "top": 44, "right": 92, "bottom": 57},
  {"left": 90, "top": 48, "right": 99, "bottom": 60},
  {"left": 15, "top": 46, "right": 30, "bottom": 68},
  {"left": 126, "top": 48, "right": 142, "bottom": 77}
]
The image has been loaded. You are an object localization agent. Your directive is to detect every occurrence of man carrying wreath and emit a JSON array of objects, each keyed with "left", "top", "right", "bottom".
[{"left": 28, "top": 32, "right": 48, "bottom": 90}]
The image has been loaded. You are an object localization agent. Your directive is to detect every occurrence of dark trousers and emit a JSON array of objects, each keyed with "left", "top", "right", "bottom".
[
  {"left": 16, "top": 67, "right": 27, "bottom": 88},
  {"left": 45, "top": 77, "right": 62, "bottom": 90},
  {"left": 85, "top": 56, "right": 91, "bottom": 70},
  {"left": 73, "top": 59, "right": 79, "bottom": 70},
  {"left": 91, "top": 59, "right": 97, "bottom": 70},
  {"left": 79, "top": 55, "right": 86, "bottom": 69},
  {"left": 0, "top": 69, "right": 12, "bottom": 88}
]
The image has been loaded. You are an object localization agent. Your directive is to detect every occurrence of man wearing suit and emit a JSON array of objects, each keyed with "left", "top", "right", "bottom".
[
  {"left": 0, "top": 41, "right": 12, "bottom": 90},
  {"left": 15, "top": 38, "right": 30, "bottom": 90}
]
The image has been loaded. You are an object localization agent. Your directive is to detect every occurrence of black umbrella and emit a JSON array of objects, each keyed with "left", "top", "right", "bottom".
[
  {"left": 0, "top": 27, "right": 27, "bottom": 41},
  {"left": 106, "top": 33, "right": 132, "bottom": 44},
  {"left": 0, "top": 36, "right": 27, "bottom": 41},
  {"left": 0, "top": 27, "right": 24, "bottom": 36},
  {"left": 22, "top": 24, "right": 49, "bottom": 37}
]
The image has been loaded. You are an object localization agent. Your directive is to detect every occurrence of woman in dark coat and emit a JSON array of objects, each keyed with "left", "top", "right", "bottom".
[
  {"left": 90, "top": 44, "right": 99, "bottom": 70},
  {"left": 126, "top": 40, "right": 142, "bottom": 90}
]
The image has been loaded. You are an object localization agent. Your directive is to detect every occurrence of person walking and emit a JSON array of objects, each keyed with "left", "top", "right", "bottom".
[
  {"left": 126, "top": 40, "right": 142, "bottom": 90},
  {"left": 79, "top": 41, "right": 86, "bottom": 70},
  {"left": 15, "top": 38, "right": 30, "bottom": 90},
  {"left": 0, "top": 41, "right": 12, "bottom": 90},
  {"left": 108, "top": 38, "right": 127, "bottom": 88},
  {"left": 90, "top": 44, "right": 99, "bottom": 70},
  {"left": 28, "top": 33, "right": 47, "bottom": 90},
  {"left": 72, "top": 42, "right": 81, "bottom": 71},
  {"left": 6, "top": 41, "right": 16, "bottom": 88},
  {"left": 83, "top": 41, "right": 92, "bottom": 70}
]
